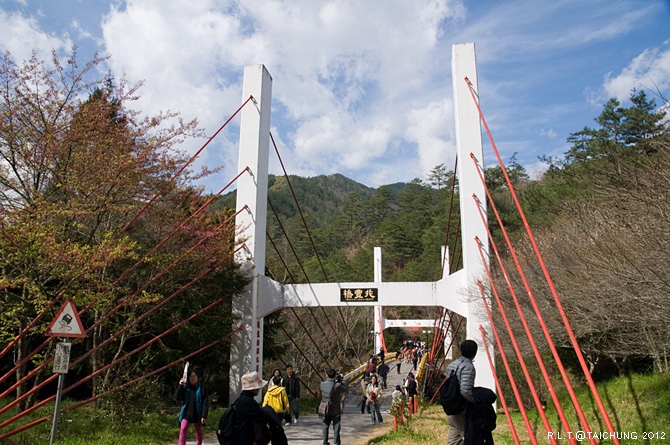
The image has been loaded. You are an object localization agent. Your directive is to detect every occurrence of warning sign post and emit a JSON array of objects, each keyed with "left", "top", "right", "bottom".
[{"left": 46, "top": 299, "right": 85, "bottom": 444}]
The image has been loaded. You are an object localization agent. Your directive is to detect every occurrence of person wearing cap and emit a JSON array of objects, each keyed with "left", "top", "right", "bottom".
[{"left": 233, "top": 371, "right": 270, "bottom": 445}]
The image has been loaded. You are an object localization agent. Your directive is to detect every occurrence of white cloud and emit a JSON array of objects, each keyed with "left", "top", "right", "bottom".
[
  {"left": 603, "top": 45, "right": 670, "bottom": 102},
  {"left": 405, "top": 98, "right": 457, "bottom": 177},
  {"left": 97, "top": 0, "right": 465, "bottom": 189},
  {"left": 2, "top": 0, "right": 667, "bottom": 191},
  {"left": 0, "top": 10, "right": 71, "bottom": 63}
]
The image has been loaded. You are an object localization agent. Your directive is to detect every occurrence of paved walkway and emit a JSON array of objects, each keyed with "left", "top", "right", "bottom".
[{"left": 176, "top": 361, "right": 418, "bottom": 445}]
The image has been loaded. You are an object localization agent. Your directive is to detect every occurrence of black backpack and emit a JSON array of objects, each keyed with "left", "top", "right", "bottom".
[
  {"left": 216, "top": 402, "right": 237, "bottom": 445},
  {"left": 440, "top": 366, "right": 467, "bottom": 415}
]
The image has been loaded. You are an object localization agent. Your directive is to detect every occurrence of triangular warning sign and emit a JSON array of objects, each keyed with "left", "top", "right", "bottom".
[{"left": 46, "top": 299, "right": 86, "bottom": 338}]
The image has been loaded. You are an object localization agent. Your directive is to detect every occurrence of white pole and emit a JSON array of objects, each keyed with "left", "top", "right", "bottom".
[{"left": 230, "top": 65, "right": 273, "bottom": 403}]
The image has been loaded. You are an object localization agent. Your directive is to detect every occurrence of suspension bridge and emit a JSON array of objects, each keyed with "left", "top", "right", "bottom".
[{"left": 0, "top": 43, "right": 622, "bottom": 445}]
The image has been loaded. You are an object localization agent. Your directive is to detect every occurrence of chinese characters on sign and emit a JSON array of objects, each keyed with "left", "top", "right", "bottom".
[
  {"left": 52, "top": 342, "right": 71, "bottom": 374},
  {"left": 340, "top": 288, "right": 378, "bottom": 302}
]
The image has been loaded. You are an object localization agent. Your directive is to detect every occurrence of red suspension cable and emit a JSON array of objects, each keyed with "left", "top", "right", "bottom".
[
  {"left": 122, "top": 96, "right": 254, "bottom": 233},
  {"left": 0, "top": 327, "right": 242, "bottom": 442},
  {"left": 474, "top": 237, "right": 558, "bottom": 444},
  {"left": 477, "top": 281, "right": 535, "bottom": 445},
  {"left": 470, "top": 155, "right": 595, "bottom": 441},
  {"left": 464, "top": 77, "right": 618, "bottom": 442},
  {"left": 473, "top": 196, "right": 574, "bottom": 443},
  {"left": 478, "top": 325, "right": 522, "bottom": 445},
  {"left": 428, "top": 316, "right": 464, "bottom": 404}
]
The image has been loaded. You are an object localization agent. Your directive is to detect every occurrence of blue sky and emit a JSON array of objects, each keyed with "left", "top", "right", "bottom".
[{"left": 1, "top": 0, "right": 669, "bottom": 191}]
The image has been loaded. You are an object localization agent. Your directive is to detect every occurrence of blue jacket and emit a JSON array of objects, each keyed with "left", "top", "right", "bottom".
[{"left": 176, "top": 382, "right": 209, "bottom": 423}]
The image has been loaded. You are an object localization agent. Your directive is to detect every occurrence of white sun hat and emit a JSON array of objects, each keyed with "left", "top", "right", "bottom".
[{"left": 241, "top": 371, "right": 268, "bottom": 390}]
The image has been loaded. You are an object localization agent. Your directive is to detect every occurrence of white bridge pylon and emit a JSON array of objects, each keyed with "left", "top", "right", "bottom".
[{"left": 230, "top": 43, "right": 492, "bottom": 402}]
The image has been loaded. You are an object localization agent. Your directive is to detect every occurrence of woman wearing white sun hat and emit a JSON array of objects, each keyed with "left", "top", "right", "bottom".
[
  {"left": 230, "top": 371, "right": 287, "bottom": 445},
  {"left": 230, "top": 371, "right": 268, "bottom": 445}
]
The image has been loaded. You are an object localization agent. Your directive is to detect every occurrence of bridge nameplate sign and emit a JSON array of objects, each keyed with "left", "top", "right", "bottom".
[{"left": 340, "top": 288, "right": 378, "bottom": 302}]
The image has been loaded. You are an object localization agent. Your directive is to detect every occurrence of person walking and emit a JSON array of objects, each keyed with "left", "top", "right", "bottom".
[
  {"left": 359, "top": 375, "right": 371, "bottom": 414},
  {"left": 320, "top": 369, "right": 348, "bottom": 445},
  {"left": 364, "top": 358, "right": 376, "bottom": 378},
  {"left": 230, "top": 371, "right": 290, "bottom": 445},
  {"left": 175, "top": 368, "right": 209, "bottom": 445},
  {"left": 366, "top": 374, "right": 384, "bottom": 425},
  {"left": 405, "top": 372, "right": 418, "bottom": 412},
  {"left": 263, "top": 376, "right": 291, "bottom": 426},
  {"left": 412, "top": 348, "right": 418, "bottom": 371},
  {"left": 376, "top": 360, "right": 390, "bottom": 389},
  {"left": 445, "top": 339, "right": 478, "bottom": 445},
  {"left": 283, "top": 364, "right": 301, "bottom": 424}
]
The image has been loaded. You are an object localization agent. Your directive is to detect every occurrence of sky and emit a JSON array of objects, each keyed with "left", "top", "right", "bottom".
[{"left": 1, "top": 0, "right": 669, "bottom": 192}]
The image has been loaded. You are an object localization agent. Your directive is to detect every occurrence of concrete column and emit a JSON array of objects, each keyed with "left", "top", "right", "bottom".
[
  {"left": 230, "top": 65, "right": 272, "bottom": 402},
  {"left": 452, "top": 43, "right": 494, "bottom": 392},
  {"left": 373, "top": 247, "right": 383, "bottom": 355}
]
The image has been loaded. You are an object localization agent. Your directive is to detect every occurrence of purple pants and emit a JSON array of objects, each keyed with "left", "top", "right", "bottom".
[{"left": 179, "top": 419, "right": 203, "bottom": 445}]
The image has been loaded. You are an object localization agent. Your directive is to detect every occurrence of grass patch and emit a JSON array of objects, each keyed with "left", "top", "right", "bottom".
[
  {"left": 354, "top": 373, "right": 670, "bottom": 445},
  {"left": 0, "top": 393, "right": 325, "bottom": 444},
  {"left": 0, "top": 398, "right": 226, "bottom": 445}
]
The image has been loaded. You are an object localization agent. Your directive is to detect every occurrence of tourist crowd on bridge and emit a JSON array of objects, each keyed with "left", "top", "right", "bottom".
[{"left": 175, "top": 338, "right": 495, "bottom": 445}]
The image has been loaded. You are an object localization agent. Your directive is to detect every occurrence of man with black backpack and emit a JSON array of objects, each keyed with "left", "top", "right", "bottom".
[
  {"left": 443, "top": 340, "right": 478, "bottom": 445},
  {"left": 320, "top": 369, "right": 348, "bottom": 445},
  {"left": 217, "top": 371, "right": 287, "bottom": 445}
]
